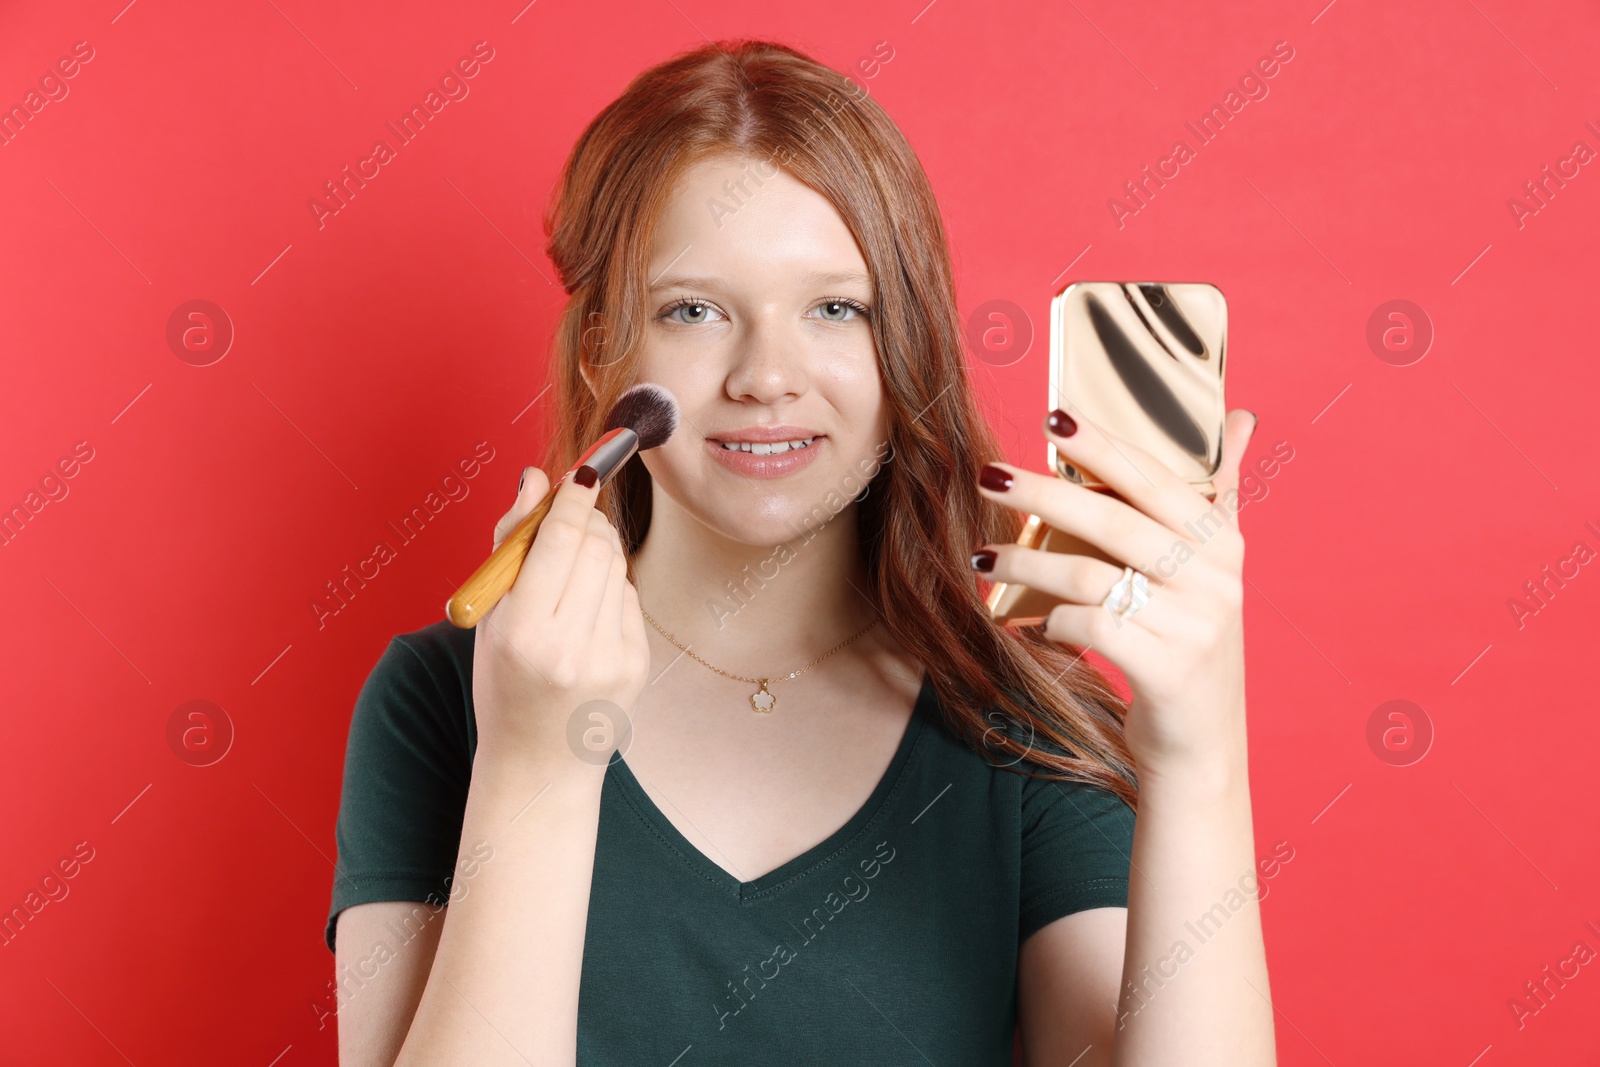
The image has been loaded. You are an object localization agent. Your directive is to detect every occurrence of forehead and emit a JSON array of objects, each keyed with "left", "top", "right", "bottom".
[{"left": 647, "top": 153, "right": 869, "bottom": 289}]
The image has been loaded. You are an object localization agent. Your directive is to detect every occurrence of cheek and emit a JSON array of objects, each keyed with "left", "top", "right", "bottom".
[
  {"left": 817, "top": 329, "right": 878, "bottom": 376},
  {"left": 838, "top": 373, "right": 888, "bottom": 443},
  {"left": 818, "top": 344, "right": 884, "bottom": 411},
  {"left": 636, "top": 335, "right": 727, "bottom": 403},
  {"left": 638, "top": 434, "right": 701, "bottom": 489}
]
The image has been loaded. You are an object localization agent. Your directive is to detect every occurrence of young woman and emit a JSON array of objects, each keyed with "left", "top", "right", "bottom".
[{"left": 327, "top": 39, "right": 1275, "bottom": 1067}]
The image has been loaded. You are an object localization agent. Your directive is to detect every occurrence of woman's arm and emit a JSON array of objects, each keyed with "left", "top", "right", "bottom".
[
  {"left": 1017, "top": 907, "right": 1126, "bottom": 1065},
  {"left": 336, "top": 465, "right": 649, "bottom": 1065},
  {"left": 335, "top": 903, "right": 442, "bottom": 1067},
  {"left": 389, "top": 750, "right": 608, "bottom": 1065},
  {"left": 1015, "top": 755, "right": 1271, "bottom": 1065},
  {"left": 333, "top": 753, "right": 608, "bottom": 1067},
  {"left": 980, "top": 409, "right": 1276, "bottom": 1066},
  {"left": 1109, "top": 744, "right": 1271, "bottom": 1064}
]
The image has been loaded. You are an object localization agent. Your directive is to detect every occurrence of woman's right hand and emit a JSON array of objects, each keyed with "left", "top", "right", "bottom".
[{"left": 470, "top": 465, "right": 650, "bottom": 771}]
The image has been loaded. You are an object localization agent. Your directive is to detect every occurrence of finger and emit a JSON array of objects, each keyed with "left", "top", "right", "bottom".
[
  {"left": 605, "top": 512, "right": 625, "bottom": 556},
  {"left": 587, "top": 507, "right": 631, "bottom": 643},
  {"left": 1043, "top": 407, "right": 1219, "bottom": 534},
  {"left": 977, "top": 462, "right": 1175, "bottom": 572},
  {"left": 594, "top": 535, "right": 627, "bottom": 644},
  {"left": 494, "top": 466, "right": 551, "bottom": 550},
  {"left": 1206, "top": 410, "right": 1260, "bottom": 532},
  {"left": 552, "top": 507, "right": 622, "bottom": 636},
  {"left": 973, "top": 543, "right": 1133, "bottom": 605},
  {"left": 506, "top": 465, "right": 604, "bottom": 620},
  {"left": 1041, "top": 600, "right": 1159, "bottom": 655}
]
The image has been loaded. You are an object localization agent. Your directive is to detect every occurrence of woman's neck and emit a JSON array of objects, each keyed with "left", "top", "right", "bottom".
[{"left": 629, "top": 489, "right": 882, "bottom": 676}]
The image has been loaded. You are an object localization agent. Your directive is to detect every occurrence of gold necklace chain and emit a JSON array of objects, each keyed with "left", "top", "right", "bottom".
[{"left": 639, "top": 606, "right": 878, "bottom": 714}]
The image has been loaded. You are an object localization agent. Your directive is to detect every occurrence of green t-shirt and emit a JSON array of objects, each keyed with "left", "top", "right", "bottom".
[{"left": 327, "top": 620, "right": 1135, "bottom": 1065}]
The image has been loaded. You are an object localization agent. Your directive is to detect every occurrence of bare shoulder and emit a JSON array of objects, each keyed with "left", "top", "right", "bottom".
[{"left": 333, "top": 901, "right": 446, "bottom": 1067}]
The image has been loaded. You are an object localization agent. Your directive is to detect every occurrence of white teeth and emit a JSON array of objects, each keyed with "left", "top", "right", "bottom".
[{"left": 718, "top": 437, "right": 816, "bottom": 454}]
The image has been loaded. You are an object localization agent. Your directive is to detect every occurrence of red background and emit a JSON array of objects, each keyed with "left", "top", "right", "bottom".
[{"left": 3, "top": 0, "right": 1598, "bottom": 1063}]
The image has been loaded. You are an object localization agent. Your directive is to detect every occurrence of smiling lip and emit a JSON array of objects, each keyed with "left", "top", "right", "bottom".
[
  {"left": 706, "top": 424, "right": 824, "bottom": 443},
  {"left": 705, "top": 430, "right": 825, "bottom": 479}
]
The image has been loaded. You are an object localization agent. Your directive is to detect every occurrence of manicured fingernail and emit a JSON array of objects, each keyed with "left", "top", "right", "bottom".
[
  {"left": 978, "top": 464, "right": 1013, "bottom": 492},
  {"left": 1246, "top": 410, "right": 1259, "bottom": 429},
  {"left": 574, "top": 465, "right": 598, "bottom": 488},
  {"left": 1046, "top": 409, "right": 1077, "bottom": 437},
  {"left": 519, "top": 467, "right": 528, "bottom": 492},
  {"left": 970, "top": 549, "right": 996, "bottom": 572}
]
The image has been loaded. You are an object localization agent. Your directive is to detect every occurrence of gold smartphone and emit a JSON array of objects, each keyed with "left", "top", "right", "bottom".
[{"left": 985, "top": 281, "right": 1228, "bottom": 627}]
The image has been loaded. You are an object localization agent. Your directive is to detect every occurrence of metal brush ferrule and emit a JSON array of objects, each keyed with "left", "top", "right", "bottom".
[{"left": 563, "top": 427, "right": 640, "bottom": 489}]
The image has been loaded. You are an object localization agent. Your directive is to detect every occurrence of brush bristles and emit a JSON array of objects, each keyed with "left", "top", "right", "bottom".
[{"left": 604, "top": 382, "right": 680, "bottom": 450}]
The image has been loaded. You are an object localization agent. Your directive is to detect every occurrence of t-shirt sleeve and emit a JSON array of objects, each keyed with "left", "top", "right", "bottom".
[
  {"left": 1017, "top": 769, "right": 1136, "bottom": 943},
  {"left": 325, "top": 633, "right": 473, "bottom": 953}
]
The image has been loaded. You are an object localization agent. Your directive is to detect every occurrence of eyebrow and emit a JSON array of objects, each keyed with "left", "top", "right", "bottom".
[{"left": 648, "top": 268, "right": 871, "bottom": 292}]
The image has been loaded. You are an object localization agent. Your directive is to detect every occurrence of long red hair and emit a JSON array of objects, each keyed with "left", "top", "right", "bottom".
[{"left": 537, "top": 39, "right": 1138, "bottom": 809}]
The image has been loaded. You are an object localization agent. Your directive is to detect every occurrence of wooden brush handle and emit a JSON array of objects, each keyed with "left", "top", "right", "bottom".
[{"left": 444, "top": 480, "right": 561, "bottom": 628}]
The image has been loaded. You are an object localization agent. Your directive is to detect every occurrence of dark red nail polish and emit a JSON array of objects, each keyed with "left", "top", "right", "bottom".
[
  {"left": 1046, "top": 409, "right": 1077, "bottom": 437},
  {"left": 978, "top": 464, "right": 1013, "bottom": 492},
  {"left": 518, "top": 468, "right": 527, "bottom": 492},
  {"left": 574, "top": 465, "right": 598, "bottom": 488},
  {"left": 970, "top": 549, "right": 996, "bottom": 572}
]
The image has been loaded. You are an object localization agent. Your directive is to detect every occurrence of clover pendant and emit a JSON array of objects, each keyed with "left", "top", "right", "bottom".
[{"left": 750, "top": 680, "right": 776, "bottom": 713}]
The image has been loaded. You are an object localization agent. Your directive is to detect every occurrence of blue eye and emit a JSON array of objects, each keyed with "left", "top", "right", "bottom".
[
  {"left": 812, "top": 298, "right": 871, "bottom": 322},
  {"left": 657, "top": 296, "right": 871, "bottom": 324},
  {"left": 660, "top": 298, "right": 725, "bottom": 324}
]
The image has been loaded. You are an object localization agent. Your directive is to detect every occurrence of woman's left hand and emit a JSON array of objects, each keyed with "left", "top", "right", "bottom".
[{"left": 973, "top": 407, "right": 1259, "bottom": 776}]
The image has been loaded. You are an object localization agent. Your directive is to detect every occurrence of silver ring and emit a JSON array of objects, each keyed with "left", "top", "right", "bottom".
[{"left": 1101, "top": 566, "right": 1151, "bottom": 622}]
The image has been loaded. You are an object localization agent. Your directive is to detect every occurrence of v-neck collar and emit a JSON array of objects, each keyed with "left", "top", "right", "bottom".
[{"left": 607, "top": 671, "right": 935, "bottom": 903}]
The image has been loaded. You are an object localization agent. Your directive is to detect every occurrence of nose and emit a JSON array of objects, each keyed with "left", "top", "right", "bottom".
[{"left": 723, "top": 310, "right": 809, "bottom": 405}]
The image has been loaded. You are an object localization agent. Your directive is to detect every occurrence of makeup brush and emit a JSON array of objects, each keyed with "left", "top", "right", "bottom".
[{"left": 445, "top": 382, "right": 680, "bottom": 628}]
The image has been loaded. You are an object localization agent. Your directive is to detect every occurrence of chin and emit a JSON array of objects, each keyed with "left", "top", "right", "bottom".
[
  {"left": 700, "top": 484, "right": 853, "bottom": 548},
  {"left": 644, "top": 437, "right": 883, "bottom": 544}
]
